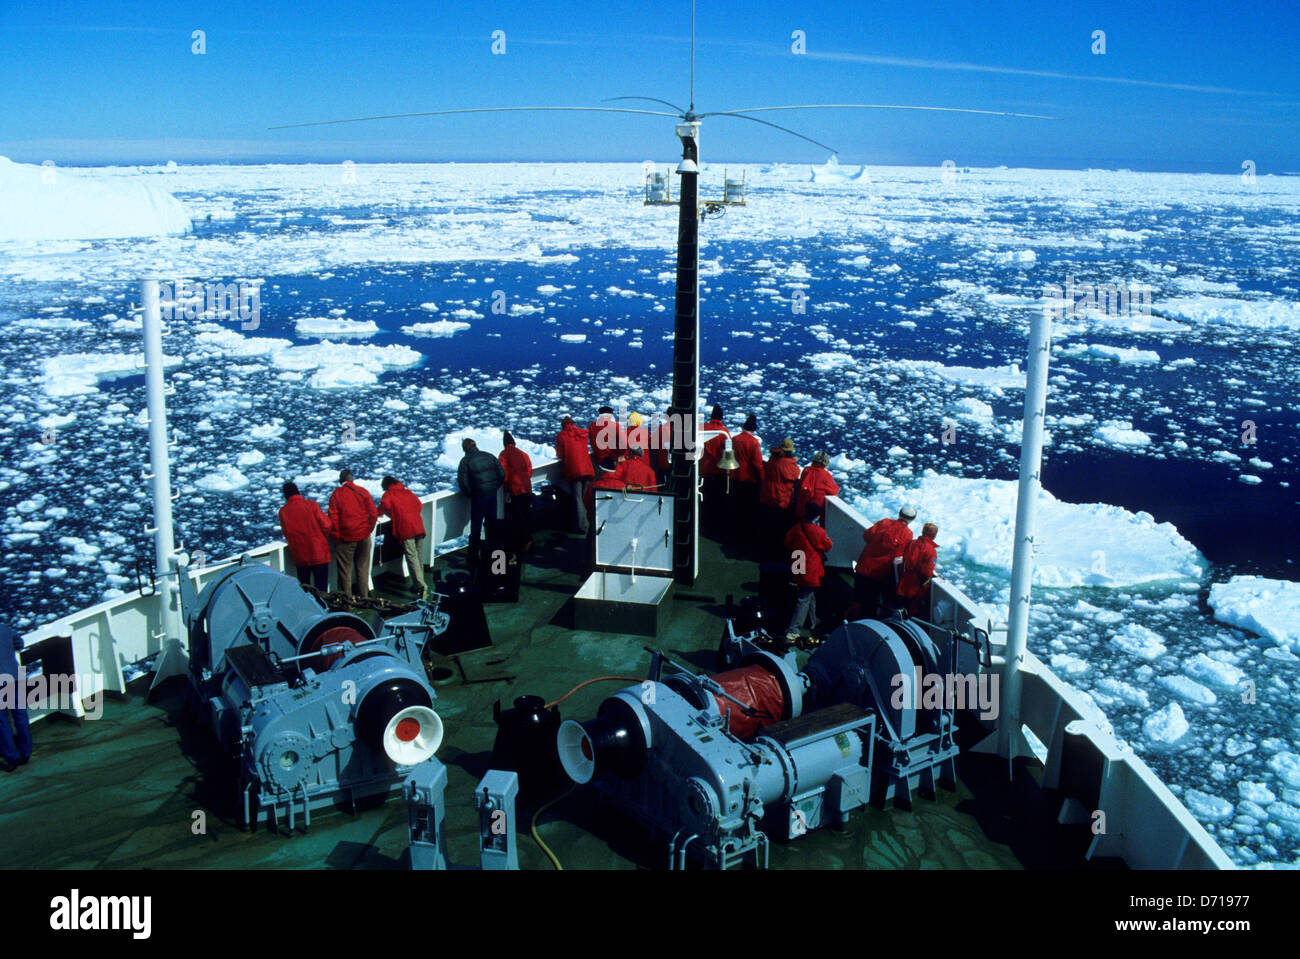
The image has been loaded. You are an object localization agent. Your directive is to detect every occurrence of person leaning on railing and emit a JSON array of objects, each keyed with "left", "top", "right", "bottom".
[
  {"left": 498, "top": 431, "right": 535, "bottom": 552},
  {"left": 329, "top": 469, "right": 378, "bottom": 599},
  {"left": 555, "top": 416, "right": 595, "bottom": 535},
  {"left": 457, "top": 439, "right": 505, "bottom": 566},
  {"left": 278, "top": 481, "right": 334, "bottom": 591},
  {"left": 379, "top": 475, "right": 427, "bottom": 596},
  {"left": 896, "top": 522, "right": 940, "bottom": 617}
]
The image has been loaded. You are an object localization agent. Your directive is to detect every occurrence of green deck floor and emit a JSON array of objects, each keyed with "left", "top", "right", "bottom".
[{"left": 0, "top": 525, "right": 1117, "bottom": 870}]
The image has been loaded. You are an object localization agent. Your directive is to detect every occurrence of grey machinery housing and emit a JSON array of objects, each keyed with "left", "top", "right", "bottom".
[
  {"left": 179, "top": 559, "right": 446, "bottom": 829},
  {"left": 556, "top": 615, "right": 981, "bottom": 869}
]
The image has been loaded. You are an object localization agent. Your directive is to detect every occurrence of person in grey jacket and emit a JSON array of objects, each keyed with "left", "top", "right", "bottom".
[
  {"left": 0, "top": 623, "right": 31, "bottom": 772},
  {"left": 457, "top": 438, "right": 505, "bottom": 564}
]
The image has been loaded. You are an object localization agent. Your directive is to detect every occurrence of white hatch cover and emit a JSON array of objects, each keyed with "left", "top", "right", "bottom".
[{"left": 593, "top": 489, "right": 673, "bottom": 573}]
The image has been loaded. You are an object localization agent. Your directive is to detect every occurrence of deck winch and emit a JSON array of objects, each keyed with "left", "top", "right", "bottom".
[
  {"left": 179, "top": 559, "right": 447, "bottom": 829},
  {"left": 555, "top": 615, "right": 963, "bottom": 868}
]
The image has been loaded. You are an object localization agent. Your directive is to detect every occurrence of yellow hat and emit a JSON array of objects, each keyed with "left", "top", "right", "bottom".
[{"left": 628, "top": 412, "right": 643, "bottom": 427}]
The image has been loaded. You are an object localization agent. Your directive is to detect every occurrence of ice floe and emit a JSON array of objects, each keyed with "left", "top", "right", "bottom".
[
  {"left": 852, "top": 472, "right": 1204, "bottom": 587},
  {"left": 1208, "top": 576, "right": 1300, "bottom": 652}
]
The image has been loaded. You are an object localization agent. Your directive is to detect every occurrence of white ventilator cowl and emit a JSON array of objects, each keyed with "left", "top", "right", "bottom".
[{"left": 382, "top": 705, "right": 444, "bottom": 765}]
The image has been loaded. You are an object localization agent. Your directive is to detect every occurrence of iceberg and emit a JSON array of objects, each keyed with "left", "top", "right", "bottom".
[
  {"left": 809, "top": 156, "right": 869, "bottom": 184},
  {"left": 0, "top": 156, "right": 191, "bottom": 241}
]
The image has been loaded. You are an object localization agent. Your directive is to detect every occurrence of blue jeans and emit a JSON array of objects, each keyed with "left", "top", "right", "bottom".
[
  {"left": 469, "top": 493, "right": 498, "bottom": 554},
  {"left": 0, "top": 701, "right": 31, "bottom": 765}
]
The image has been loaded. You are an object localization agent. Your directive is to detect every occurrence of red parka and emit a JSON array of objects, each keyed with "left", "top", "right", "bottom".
[
  {"left": 329, "top": 481, "right": 378, "bottom": 543},
  {"left": 378, "top": 482, "right": 426, "bottom": 541},
  {"left": 855, "top": 517, "right": 914, "bottom": 581},
  {"left": 732, "top": 430, "right": 764, "bottom": 485},
  {"left": 784, "top": 521, "right": 834, "bottom": 588},
  {"left": 556, "top": 423, "right": 595, "bottom": 480},
  {"left": 896, "top": 535, "right": 938, "bottom": 599},
  {"left": 796, "top": 463, "right": 840, "bottom": 513},
  {"left": 616, "top": 454, "right": 658, "bottom": 490},
  {"left": 760, "top": 456, "right": 800, "bottom": 509},
  {"left": 279, "top": 495, "right": 333, "bottom": 567},
  {"left": 499, "top": 445, "right": 533, "bottom": 496},
  {"left": 583, "top": 468, "right": 629, "bottom": 514},
  {"left": 589, "top": 415, "right": 627, "bottom": 459},
  {"left": 700, "top": 419, "right": 730, "bottom": 477}
]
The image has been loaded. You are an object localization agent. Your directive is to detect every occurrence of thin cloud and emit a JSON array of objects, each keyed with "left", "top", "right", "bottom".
[{"left": 801, "top": 50, "right": 1279, "bottom": 98}]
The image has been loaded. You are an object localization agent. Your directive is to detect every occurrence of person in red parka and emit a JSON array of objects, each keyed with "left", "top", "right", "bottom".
[
  {"left": 699, "top": 404, "right": 731, "bottom": 531},
  {"left": 625, "top": 412, "right": 650, "bottom": 456},
  {"left": 784, "top": 501, "right": 834, "bottom": 641},
  {"left": 498, "top": 430, "right": 534, "bottom": 549},
  {"left": 796, "top": 451, "right": 840, "bottom": 515},
  {"left": 555, "top": 416, "right": 595, "bottom": 534},
  {"left": 731, "top": 414, "right": 764, "bottom": 549},
  {"left": 328, "top": 469, "right": 378, "bottom": 598},
  {"left": 379, "top": 475, "right": 427, "bottom": 594},
  {"left": 279, "top": 482, "right": 334, "bottom": 591},
  {"left": 616, "top": 446, "right": 658, "bottom": 491},
  {"left": 854, "top": 505, "right": 916, "bottom": 616},
  {"left": 589, "top": 406, "right": 627, "bottom": 469},
  {"left": 896, "top": 522, "right": 939, "bottom": 616},
  {"left": 759, "top": 437, "right": 801, "bottom": 559},
  {"left": 699, "top": 404, "right": 730, "bottom": 477}
]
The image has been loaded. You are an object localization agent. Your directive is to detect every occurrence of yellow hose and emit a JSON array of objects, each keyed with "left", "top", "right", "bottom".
[{"left": 530, "top": 786, "right": 575, "bottom": 871}]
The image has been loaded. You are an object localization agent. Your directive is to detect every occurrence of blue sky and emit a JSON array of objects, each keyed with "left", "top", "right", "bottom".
[{"left": 1, "top": 0, "right": 1297, "bottom": 171}]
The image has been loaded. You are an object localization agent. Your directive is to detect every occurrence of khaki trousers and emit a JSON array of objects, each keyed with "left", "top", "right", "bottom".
[
  {"left": 334, "top": 537, "right": 372, "bottom": 598},
  {"left": 401, "top": 537, "right": 427, "bottom": 590}
]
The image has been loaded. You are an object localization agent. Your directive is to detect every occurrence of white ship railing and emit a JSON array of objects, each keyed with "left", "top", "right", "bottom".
[
  {"left": 19, "top": 458, "right": 565, "bottom": 718},
  {"left": 821, "top": 493, "right": 1233, "bottom": 870}
]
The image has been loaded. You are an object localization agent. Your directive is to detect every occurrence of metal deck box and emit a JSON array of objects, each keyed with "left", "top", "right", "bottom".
[{"left": 573, "top": 488, "right": 674, "bottom": 637}]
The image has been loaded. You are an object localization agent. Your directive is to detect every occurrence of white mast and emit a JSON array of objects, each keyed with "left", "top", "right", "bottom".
[
  {"left": 140, "top": 280, "right": 186, "bottom": 682},
  {"left": 990, "top": 307, "right": 1054, "bottom": 770}
]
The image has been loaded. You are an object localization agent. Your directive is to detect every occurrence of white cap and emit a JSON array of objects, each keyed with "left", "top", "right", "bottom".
[{"left": 900, "top": 505, "right": 918, "bottom": 520}]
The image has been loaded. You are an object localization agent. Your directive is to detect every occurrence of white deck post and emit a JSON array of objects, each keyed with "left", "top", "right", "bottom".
[
  {"left": 994, "top": 308, "right": 1054, "bottom": 769},
  {"left": 141, "top": 280, "right": 183, "bottom": 654}
]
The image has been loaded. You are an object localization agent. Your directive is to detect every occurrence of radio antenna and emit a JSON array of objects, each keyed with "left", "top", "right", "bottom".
[
  {"left": 690, "top": 0, "right": 695, "bottom": 113},
  {"left": 268, "top": 1, "right": 1059, "bottom": 587}
]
